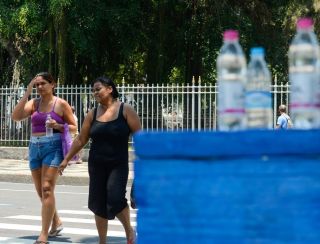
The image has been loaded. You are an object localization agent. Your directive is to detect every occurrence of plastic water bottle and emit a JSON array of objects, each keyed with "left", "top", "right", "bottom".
[
  {"left": 245, "top": 47, "right": 272, "bottom": 129},
  {"left": 46, "top": 114, "right": 53, "bottom": 136},
  {"left": 289, "top": 17, "right": 320, "bottom": 129},
  {"left": 217, "top": 30, "right": 246, "bottom": 131}
]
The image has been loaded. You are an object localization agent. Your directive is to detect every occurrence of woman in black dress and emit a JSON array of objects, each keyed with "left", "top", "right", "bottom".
[{"left": 59, "top": 77, "right": 141, "bottom": 244}]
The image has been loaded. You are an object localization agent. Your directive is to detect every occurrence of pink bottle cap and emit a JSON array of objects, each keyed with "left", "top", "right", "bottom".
[
  {"left": 297, "top": 18, "right": 313, "bottom": 29},
  {"left": 223, "top": 30, "right": 239, "bottom": 41}
]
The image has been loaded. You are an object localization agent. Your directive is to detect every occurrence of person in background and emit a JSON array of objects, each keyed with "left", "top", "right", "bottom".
[
  {"left": 276, "top": 104, "right": 293, "bottom": 129},
  {"left": 58, "top": 76, "right": 141, "bottom": 244},
  {"left": 11, "top": 72, "right": 77, "bottom": 244}
]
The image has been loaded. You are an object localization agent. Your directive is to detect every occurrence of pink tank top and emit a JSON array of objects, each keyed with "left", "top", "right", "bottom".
[{"left": 31, "top": 98, "right": 64, "bottom": 133}]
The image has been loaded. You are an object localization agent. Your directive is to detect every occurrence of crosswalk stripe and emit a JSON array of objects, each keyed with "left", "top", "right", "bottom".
[
  {"left": 5, "top": 215, "right": 136, "bottom": 227},
  {"left": 59, "top": 209, "right": 137, "bottom": 217},
  {"left": 0, "top": 223, "right": 126, "bottom": 237},
  {"left": 0, "top": 237, "right": 10, "bottom": 241},
  {"left": 0, "top": 189, "right": 34, "bottom": 193}
]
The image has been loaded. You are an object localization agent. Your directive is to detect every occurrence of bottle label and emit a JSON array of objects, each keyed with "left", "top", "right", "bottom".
[
  {"left": 245, "top": 91, "right": 271, "bottom": 109},
  {"left": 290, "top": 72, "right": 316, "bottom": 108},
  {"left": 218, "top": 81, "right": 245, "bottom": 113}
]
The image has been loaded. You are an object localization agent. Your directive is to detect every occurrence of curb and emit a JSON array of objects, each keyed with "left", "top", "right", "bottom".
[
  {"left": 0, "top": 159, "right": 134, "bottom": 186},
  {"left": 0, "top": 173, "right": 134, "bottom": 186},
  {"left": 0, "top": 173, "right": 90, "bottom": 186}
]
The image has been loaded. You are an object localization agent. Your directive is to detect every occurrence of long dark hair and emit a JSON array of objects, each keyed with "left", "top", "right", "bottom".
[
  {"left": 92, "top": 76, "right": 119, "bottom": 98},
  {"left": 36, "top": 72, "right": 56, "bottom": 84}
]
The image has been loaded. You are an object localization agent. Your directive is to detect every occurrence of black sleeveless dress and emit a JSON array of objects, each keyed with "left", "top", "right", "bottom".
[{"left": 88, "top": 102, "right": 131, "bottom": 220}]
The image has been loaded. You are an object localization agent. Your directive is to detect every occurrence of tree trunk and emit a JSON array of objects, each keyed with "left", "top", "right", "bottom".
[
  {"left": 48, "top": 17, "right": 56, "bottom": 77},
  {"left": 0, "top": 37, "right": 20, "bottom": 86},
  {"left": 57, "top": 9, "right": 67, "bottom": 85},
  {"left": 0, "top": 37, "right": 19, "bottom": 62},
  {"left": 157, "top": 1, "right": 165, "bottom": 83}
]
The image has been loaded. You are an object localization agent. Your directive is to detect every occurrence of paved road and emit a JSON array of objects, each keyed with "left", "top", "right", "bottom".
[{"left": 0, "top": 182, "right": 136, "bottom": 243}]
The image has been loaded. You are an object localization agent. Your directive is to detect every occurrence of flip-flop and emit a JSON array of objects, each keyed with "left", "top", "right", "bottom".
[
  {"left": 48, "top": 224, "right": 63, "bottom": 237},
  {"left": 33, "top": 241, "right": 49, "bottom": 244}
]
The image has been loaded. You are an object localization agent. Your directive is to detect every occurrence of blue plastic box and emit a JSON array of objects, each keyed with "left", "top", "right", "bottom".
[{"left": 133, "top": 130, "right": 320, "bottom": 243}]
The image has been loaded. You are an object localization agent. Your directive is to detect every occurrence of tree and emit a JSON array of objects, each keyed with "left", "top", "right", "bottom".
[
  {"left": 1, "top": 0, "right": 320, "bottom": 86},
  {"left": 49, "top": 0, "right": 72, "bottom": 84}
]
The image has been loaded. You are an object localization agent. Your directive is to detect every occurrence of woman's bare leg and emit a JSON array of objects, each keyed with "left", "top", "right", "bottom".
[
  {"left": 35, "top": 166, "right": 59, "bottom": 242},
  {"left": 95, "top": 214, "right": 108, "bottom": 244},
  {"left": 116, "top": 206, "right": 135, "bottom": 242},
  {"left": 31, "top": 169, "right": 62, "bottom": 231}
]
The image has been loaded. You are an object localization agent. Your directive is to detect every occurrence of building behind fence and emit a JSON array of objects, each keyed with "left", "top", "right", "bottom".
[{"left": 0, "top": 82, "right": 290, "bottom": 146}]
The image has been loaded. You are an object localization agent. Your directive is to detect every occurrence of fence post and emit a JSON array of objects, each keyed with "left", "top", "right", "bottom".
[
  {"left": 121, "top": 77, "right": 125, "bottom": 102},
  {"left": 273, "top": 76, "right": 278, "bottom": 128},
  {"left": 192, "top": 76, "right": 195, "bottom": 131},
  {"left": 146, "top": 83, "right": 149, "bottom": 131},
  {"left": 286, "top": 82, "right": 290, "bottom": 109},
  {"left": 214, "top": 84, "right": 217, "bottom": 130},
  {"left": 198, "top": 76, "right": 201, "bottom": 130},
  {"left": 280, "top": 82, "right": 284, "bottom": 105}
]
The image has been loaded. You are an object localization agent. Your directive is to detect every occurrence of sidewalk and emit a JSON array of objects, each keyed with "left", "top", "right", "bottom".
[
  {"left": 0, "top": 159, "right": 134, "bottom": 186},
  {"left": 0, "top": 147, "right": 135, "bottom": 185}
]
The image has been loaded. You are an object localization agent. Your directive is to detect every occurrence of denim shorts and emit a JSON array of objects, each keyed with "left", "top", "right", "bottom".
[{"left": 29, "top": 133, "right": 63, "bottom": 170}]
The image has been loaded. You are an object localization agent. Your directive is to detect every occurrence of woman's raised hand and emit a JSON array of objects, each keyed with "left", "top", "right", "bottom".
[{"left": 26, "top": 77, "right": 37, "bottom": 94}]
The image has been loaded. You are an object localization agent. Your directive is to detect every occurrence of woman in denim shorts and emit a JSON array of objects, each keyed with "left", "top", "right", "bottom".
[{"left": 12, "top": 72, "right": 76, "bottom": 244}]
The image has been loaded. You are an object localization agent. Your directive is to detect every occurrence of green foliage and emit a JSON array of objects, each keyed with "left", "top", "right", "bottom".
[
  {"left": 168, "top": 67, "right": 184, "bottom": 84},
  {"left": 0, "top": 0, "right": 320, "bottom": 86},
  {"left": 14, "top": 2, "right": 44, "bottom": 38}
]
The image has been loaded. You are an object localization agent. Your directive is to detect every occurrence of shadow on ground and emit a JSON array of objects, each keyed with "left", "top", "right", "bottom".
[
  {"left": 78, "top": 236, "right": 126, "bottom": 243},
  {"left": 11, "top": 235, "right": 126, "bottom": 243}
]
